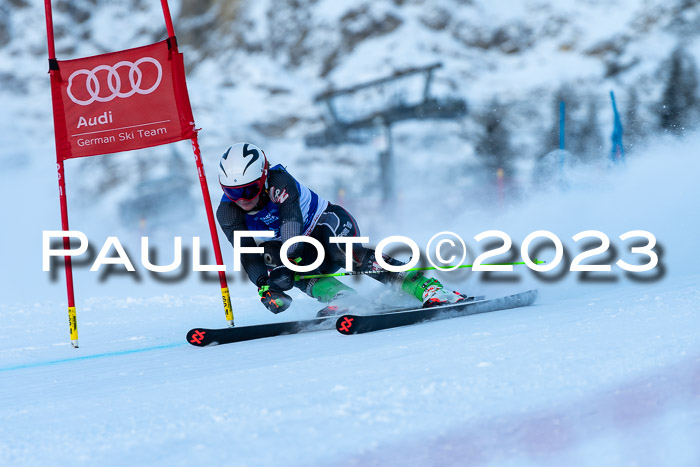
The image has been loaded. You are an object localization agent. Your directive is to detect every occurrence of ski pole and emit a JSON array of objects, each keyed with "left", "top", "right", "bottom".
[{"left": 295, "top": 259, "right": 545, "bottom": 281}]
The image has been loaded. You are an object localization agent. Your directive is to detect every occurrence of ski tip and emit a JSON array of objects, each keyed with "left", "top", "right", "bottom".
[
  {"left": 335, "top": 315, "right": 359, "bottom": 335},
  {"left": 187, "top": 328, "right": 209, "bottom": 346},
  {"left": 525, "top": 289, "right": 538, "bottom": 303}
]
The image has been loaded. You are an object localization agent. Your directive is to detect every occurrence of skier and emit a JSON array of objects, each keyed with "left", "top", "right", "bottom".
[{"left": 216, "top": 142, "right": 470, "bottom": 316}]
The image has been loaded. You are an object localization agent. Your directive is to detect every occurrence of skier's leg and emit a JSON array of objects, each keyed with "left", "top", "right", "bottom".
[
  {"left": 314, "top": 205, "right": 461, "bottom": 307},
  {"left": 352, "top": 248, "right": 472, "bottom": 307},
  {"left": 310, "top": 204, "right": 470, "bottom": 307}
]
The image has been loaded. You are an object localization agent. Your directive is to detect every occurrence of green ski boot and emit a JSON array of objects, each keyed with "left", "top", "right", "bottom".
[
  {"left": 400, "top": 271, "right": 471, "bottom": 308},
  {"left": 310, "top": 277, "right": 359, "bottom": 317}
]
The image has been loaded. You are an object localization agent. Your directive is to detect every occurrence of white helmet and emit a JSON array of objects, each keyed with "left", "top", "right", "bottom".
[{"left": 218, "top": 143, "right": 269, "bottom": 201}]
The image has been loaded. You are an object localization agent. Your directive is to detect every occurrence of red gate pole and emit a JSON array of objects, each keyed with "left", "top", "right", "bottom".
[
  {"left": 45, "top": 0, "right": 79, "bottom": 347},
  {"left": 191, "top": 135, "right": 234, "bottom": 325},
  {"left": 160, "top": 0, "right": 234, "bottom": 325},
  {"left": 160, "top": 0, "right": 176, "bottom": 37}
]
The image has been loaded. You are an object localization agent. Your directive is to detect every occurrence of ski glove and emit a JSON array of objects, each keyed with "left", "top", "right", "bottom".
[
  {"left": 259, "top": 285, "right": 292, "bottom": 313},
  {"left": 267, "top": 258, "right": 301, "bottom": 292}
]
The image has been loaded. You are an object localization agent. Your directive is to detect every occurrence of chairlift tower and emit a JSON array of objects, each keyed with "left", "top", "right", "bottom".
[{"left": 306, "top": 63, "right": 467, "bottom": 202}]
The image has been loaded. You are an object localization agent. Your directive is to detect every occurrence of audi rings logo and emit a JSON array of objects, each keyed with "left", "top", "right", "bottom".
[{"left": 67, "top": 57, "right": 163, "bottom": 106}]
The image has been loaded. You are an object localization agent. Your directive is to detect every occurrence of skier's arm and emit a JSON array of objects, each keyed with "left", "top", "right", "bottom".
[
  {"left": 262, "top": 170, "right": 306, "bottom": 292},
  {"left": 216, "top": 201, "right": 269, "bottom": 287}
]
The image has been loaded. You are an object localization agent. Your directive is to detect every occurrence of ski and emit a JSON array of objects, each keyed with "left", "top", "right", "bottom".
[
  {"left": 187, "top": 317, "right": 335, "bottom": 346},
  {"left": 186, "top": 295, "right": 491, "bottom": 347},
  {"left": 335, "top": 289, "right": 538, "bottom": 335}
]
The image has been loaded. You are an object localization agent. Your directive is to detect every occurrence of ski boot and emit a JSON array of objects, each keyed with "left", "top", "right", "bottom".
[
  {"left": 400, "top": 271, "right": 471, "bottom": 308},
  {"left": 310, "top": 277, "right": 360, "bottom": 317}
]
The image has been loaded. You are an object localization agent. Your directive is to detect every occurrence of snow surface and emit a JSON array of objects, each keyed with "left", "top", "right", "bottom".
[{"left": 2, "top": 130, "right": 700, "bottom": 466}]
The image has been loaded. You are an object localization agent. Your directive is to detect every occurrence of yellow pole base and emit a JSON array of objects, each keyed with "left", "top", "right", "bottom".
[
  {"left": 221, "top": 287, "right": 234, "bottom": 327},
  {"left": 68, "top": 306, "right": 79, "bottom": 348}
]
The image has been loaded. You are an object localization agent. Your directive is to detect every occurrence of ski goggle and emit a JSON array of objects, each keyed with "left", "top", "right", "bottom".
[{"left": 222, "top": 178, "right": 265, "bottom": 202}]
